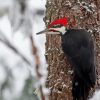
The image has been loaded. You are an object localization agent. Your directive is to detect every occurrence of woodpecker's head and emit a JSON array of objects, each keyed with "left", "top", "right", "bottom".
[{"left": 36, "top": 17, "right": 68, "bottom": 35}]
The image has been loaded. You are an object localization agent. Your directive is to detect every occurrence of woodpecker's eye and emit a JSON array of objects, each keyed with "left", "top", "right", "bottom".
[{"left": 52, "top": 24, "right": 62, "bottom": 28}]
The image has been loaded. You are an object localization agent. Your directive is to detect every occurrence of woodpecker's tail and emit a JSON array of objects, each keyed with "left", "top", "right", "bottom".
[{"left": 72, "top": 74, "right": 95, "bottom": 100}]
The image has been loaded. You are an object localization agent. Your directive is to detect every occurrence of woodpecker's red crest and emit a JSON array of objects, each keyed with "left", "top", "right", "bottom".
[{"left": 48, "top": 17, "right": 68, "bottom": 28}]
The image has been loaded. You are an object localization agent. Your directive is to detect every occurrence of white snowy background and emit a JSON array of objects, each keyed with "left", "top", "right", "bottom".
[
  {"left": 0, "top": 0, "right": 47, "bottom": 100},
  {"left": 0, "top": 0, "right": 99, "bottom": 100}
]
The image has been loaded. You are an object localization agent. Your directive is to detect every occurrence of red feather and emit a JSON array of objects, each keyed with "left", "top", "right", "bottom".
[{"left": 48, "top": 17, "right": 68, "bottom": 28}]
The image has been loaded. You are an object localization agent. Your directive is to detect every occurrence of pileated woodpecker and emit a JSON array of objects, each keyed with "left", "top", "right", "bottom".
[{"left": 36, "top": 17, "right": 96, "bottom": 100}]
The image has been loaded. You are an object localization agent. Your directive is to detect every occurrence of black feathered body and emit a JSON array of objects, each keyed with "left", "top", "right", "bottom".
[{"left": 61, "top": 29, "right": 96, "bottom": 100}]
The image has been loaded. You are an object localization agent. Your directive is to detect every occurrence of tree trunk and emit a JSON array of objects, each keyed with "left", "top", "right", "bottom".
[{"left": 44, "top": 0, "right": 100, "bottom": 100}]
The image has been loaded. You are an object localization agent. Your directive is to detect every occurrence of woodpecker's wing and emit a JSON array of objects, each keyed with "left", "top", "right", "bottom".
[
  {"left": 61, "top": 29, "right": 96, "bottom": 85},
  {"left": 61, "top": 29, "right": 92, "bottom": 57}
]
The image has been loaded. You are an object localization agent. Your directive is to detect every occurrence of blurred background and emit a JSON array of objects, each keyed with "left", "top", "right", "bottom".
[{"left": 0, "top": 0, "right": 47, "bottom": 100}]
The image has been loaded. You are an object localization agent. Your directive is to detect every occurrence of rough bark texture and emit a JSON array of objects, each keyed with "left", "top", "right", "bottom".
[{"left": 44, "top": 0, "right": 100, "bottom": 100}]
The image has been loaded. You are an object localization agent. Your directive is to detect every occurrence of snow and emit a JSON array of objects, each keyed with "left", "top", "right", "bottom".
[
  {"left": 28, "top": 0, "right": 46, "bottom": 10},
  {"left": 90, "top": 90, "right": 100, "bottom": 100},
  {"left": 0, "top": 0, "right": 47, "bottom": 100}
]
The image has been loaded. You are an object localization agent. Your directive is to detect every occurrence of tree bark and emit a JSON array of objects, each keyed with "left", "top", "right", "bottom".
[{"left": 44, "top": 0, "right": 100, "bottom": 100}]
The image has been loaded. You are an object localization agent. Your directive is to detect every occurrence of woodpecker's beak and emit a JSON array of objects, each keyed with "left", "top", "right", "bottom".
[
  {"left": 36, "top": 28, "right": 60, "bottom": 35},
  {"left": 36, "top": 29, "right": 48, "bottom": 35}
]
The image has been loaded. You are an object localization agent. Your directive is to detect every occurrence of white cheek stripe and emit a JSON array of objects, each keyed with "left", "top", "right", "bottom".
[{"left": 49, "top": 26, "right": 66, "bottom": 35}]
